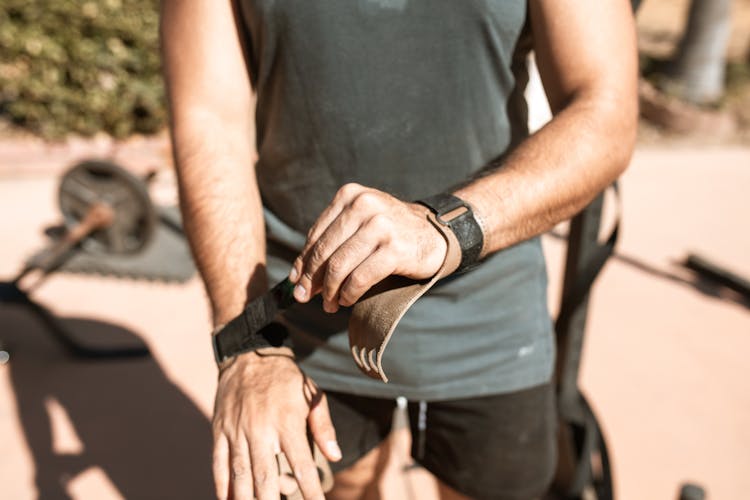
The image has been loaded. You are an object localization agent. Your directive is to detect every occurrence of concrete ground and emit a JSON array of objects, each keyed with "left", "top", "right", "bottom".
[{"left": 1, "top": 138, "right": 748, "bottom": 499}]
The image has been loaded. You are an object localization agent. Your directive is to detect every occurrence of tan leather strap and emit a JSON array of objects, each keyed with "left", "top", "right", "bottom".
[{"left": 348, "top": 212, "right": 462, "bottom": 382}]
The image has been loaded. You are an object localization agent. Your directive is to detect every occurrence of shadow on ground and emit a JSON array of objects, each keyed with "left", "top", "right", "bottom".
[{"left": 0, "top": 302, "right": 213, "bottom": 499}]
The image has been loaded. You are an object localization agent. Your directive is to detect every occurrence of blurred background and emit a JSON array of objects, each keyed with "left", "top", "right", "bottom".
[{"left": 0, "top": 0, "right": 748, "bottom": 499}]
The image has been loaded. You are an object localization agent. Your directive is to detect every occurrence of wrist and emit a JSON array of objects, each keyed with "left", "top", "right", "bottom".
[
  {"left": 217, "top": 346, "right": 295, "bottom": 372},
  {"left": 416, "top": 193, "right": 485, "bottom": 273},
  {"left": 410, "top": 203, "right": 450, "bottom": 277},
  {"left": 212, "top": 317, "right": 294, "bottom": 366},
  {"left": 210, "top": 265, "right": 269, "bottom": 328}
]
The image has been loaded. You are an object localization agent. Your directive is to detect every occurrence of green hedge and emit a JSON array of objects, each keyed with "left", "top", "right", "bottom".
[{"left": 0, "top": 0, "right": 165, "bottom": 139}]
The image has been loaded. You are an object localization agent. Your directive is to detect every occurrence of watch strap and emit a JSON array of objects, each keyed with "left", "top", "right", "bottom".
[{"left": 417, "top": 193, "right": 484, "bottom": 272}]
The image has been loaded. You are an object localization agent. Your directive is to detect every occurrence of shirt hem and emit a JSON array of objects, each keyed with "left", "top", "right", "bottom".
[{"left": 306, "top": 361, "right": 554, "bottom": 402}]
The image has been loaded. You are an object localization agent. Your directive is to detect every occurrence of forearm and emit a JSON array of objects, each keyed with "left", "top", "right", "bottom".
[
  {"left": 171, "top": 117, "right": 266, "bottom": 327},
  {"left": 160, "top": 0, "right": 265, "bottom": 327},
  {"left": 454, "top": 0, "right": 638, "bottom": 258},
  {"left": 455, "top": 93, "right": 637, "bottom": 257}
]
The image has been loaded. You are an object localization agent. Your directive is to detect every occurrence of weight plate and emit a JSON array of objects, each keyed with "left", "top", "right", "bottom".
[{"left": 58, "top": 160, "right": 156, "bottom": 254}]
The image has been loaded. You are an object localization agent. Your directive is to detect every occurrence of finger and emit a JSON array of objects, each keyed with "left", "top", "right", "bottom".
[
  {"left": 292, "top": 186, "right": 383, "bottom": 298},
  {"left": 248, "top": 434, "right": 280, "bottom": 500},
  {"left": 289, "top": 183, "right": 364, "bottom": 284},
  {"left": 321, "top": 225, "right": 383, "bottom": 313},
  {"left": 306, "top": 183, "right": 364, "bottom": 248},
  {"left": 298, "top": 192, "right": 392, "bottom": 305},
  {"left": 308, "top": 392, "right": 342, "bottom": 462},
  {"left": 294, "top": 208, "right": 363, "bottom": 303},
  {"left": 276, "top": 452, "right": 300, "bottom": 496},
  {"left": 338, "top": 248, "right": 398, "bottom": 307},
  {"left": 213, "top": 433, "right": 231, "bottom": 500},
  {"left": 279, "top": 474, "right": 299, "bottom": 497},
  {"left": 229, "top": 435, "right": 254, "bottom": 500},
  {"left": 281, "top": 429, "right": 325, "bottom": 500}
]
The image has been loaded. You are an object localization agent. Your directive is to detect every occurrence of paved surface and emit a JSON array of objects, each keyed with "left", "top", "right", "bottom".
[{"left": 1, "top": 139, "right": 748, "bottom": 499}]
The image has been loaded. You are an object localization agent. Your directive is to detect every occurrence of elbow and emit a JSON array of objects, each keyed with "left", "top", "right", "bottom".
[
  {"left": 556, "top": 79, "right": 639, "bottom": 182},
  {"left": 613, "top": 99, "right": 638, "bottom": 178},
  {"left": 609, "top": 115, "right": 637, "bottom": 180},
  {"left": 587, "top": 89, "right": 639, "bottom": 179}
]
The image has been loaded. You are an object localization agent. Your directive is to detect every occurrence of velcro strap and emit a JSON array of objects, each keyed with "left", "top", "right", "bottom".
[{"left": 213, "top": 321, "right": 292, "bottom": 365}]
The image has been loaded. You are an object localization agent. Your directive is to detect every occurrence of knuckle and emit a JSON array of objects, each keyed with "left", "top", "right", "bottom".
[
  {"left": 325, "top": 254, "right": 345, "bottom": 280},
  {"left": 352, "top": 191, "right": 379, "bottom": 211},
  {"left": 231, "top": 463, "right": 248, "bottom": 479},
  {"left": 294, "top": 254, "right": 306, "bottom": 272},
  {"left": 254, "top": 467, "right": 272, "bottom": 488},
  {"left": 368, "top": 213, "right": 392, "bottom": 234},
  {"left": 383, "top": 238, "right": 400, "bottom": 255},
  {"left": 332, "top": 182, "right": 362, "bottom": 203},
  {"left": 309, "top": 243, "right": 327, "bottom": 265},
  {"left": 322, "top": 287, "right": 337, "bottom": 304},
  {"left": 340, "top": 276, "right": 365, "bottom": 305},
  {"left": 230, "top": 455, "right": 249, "bottom": 478},
  {"left": 340, "top": 293, "right": 357, "bottom": 308},
  {"left": 348, "top": 271, "right": 368, "bottom": 291},
  {"left": 337, "top": 182, "right": 360, "bottom": 199}
]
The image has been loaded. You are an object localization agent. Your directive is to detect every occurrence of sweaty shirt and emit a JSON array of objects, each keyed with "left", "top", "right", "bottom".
[{"left": 236, "top": 0, "right": 554, "bottom": 400}]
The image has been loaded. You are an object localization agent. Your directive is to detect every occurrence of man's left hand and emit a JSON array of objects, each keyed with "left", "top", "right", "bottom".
[{"left": 289, "top": 183, "right": 447, "bottom": 313}]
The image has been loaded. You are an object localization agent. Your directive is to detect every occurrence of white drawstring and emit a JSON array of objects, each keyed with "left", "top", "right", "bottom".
[{"left": 416, "top": 400, "right": 427, "bottom": 460}]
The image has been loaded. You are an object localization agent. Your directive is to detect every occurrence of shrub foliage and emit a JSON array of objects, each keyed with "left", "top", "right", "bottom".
[{"left": 0, "top": 0, "right": 165, "bottom": 138}]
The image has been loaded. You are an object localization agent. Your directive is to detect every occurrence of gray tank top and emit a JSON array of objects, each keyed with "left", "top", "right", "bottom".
[{"left": 237, "top": 0, "right": 554, "bottom": 400}]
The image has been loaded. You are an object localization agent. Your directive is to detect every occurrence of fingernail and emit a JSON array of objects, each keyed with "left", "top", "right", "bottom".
[
  {"left": 327, "top": 440, "right": 342, "bottom": 461},
  {"left": 289, "top": 267, "right": 298, "bottom": 282},
  {"left": 294, "top": 284, "right": 307, "bottom": 301}
]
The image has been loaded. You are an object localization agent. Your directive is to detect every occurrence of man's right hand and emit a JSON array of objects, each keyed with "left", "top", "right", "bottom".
[{"left": 212, "top": 348, "right": 342, "bottom": 500}]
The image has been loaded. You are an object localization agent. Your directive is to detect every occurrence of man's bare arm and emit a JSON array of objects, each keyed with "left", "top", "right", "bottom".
[
  {"left": 161, "top": 0, "right": 263, "bottom": 327},
  {"left": 288, "top": 0, "right": 638, "bottom": 312},
  {"left": 161, "top": 3, "right": 339, "bottom": 500},
  {"left": 453, "top": 0, "right": 639, "bottom": 256}
]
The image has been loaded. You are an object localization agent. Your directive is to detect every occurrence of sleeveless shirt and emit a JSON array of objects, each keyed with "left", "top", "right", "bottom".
[{"left": 236, "top": 0, "right": 554, "bottom": 400}]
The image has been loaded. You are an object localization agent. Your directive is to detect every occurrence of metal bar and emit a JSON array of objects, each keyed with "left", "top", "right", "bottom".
[
  {"left": 555, "top": 194, "right": 605, "bottom": 423},
  {"left": 684, "top": 253, "right": 750, "bottom": 299}
]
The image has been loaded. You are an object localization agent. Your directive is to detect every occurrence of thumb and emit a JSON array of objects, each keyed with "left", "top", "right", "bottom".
[{"left": 308, "top": 393, "right": 342, "bottom": 462}]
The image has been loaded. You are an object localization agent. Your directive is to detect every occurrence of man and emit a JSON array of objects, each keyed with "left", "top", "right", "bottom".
[{"left": 161, "top": 1, "right": 637, "bottom": 499}]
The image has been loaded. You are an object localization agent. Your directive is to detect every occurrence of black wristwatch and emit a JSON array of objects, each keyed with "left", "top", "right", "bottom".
[{"left": 417, "top": 193, "right": 484, "bottom": 273}]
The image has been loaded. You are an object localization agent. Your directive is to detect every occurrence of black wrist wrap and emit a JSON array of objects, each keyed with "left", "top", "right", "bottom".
[
  {"left": 212, "top": 321, "right": 293, "bottom": 365},
  {"left": 417, "top": 193, "right": 484, "bottom": 273}
]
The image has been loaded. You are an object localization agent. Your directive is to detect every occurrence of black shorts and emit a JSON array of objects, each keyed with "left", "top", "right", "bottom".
[{"left": 326, "top": 382, "right": 558, "bottom": 500}]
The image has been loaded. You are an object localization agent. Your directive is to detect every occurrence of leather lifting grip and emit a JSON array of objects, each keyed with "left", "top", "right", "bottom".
[{"left": 348, "top": 211, "right": 462, "bottom": 382}]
